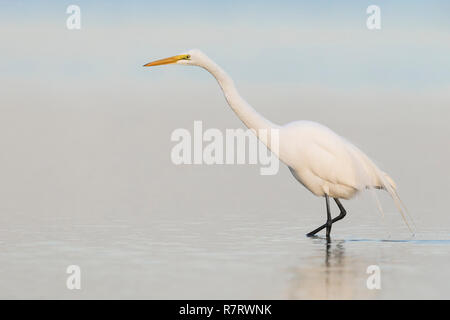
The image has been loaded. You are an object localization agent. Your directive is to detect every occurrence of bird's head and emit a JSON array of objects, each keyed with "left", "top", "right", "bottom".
[{"left": 143, "top": 49, "right": 208, "bottom": 68}]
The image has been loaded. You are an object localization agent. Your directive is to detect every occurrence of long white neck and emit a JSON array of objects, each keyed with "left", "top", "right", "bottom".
[{"left": 199, "top": 58, "right": 280, "bottom": 149}]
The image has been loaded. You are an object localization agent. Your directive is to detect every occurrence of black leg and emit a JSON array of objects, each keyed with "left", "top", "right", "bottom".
[
  {"left": 333, "top": 198, "right": 347, "bottom": 223},
  {"left": 325, "top": 195, "right": 332, "bottom": 238},
  {"left": 306, "top": 195, "right": 332, "bottom": 237},
  {"left": 306, "top": 197, "right": 347, "bottom": 237}
]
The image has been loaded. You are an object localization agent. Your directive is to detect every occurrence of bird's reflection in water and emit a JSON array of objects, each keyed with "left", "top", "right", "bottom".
[{"left": 287, "top": 238, "right": 378, "bottom": 299}]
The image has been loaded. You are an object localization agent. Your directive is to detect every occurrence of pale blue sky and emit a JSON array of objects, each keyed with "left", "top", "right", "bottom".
[{"left": 1, "top": 0, "right": 449, "bottom": 92}]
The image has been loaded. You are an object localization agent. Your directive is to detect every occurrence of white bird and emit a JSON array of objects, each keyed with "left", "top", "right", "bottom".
[{"left": 144, "top": 49, "right": 412, "bottom": 238}]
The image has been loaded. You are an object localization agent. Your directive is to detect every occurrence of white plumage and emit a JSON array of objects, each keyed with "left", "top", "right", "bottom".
[
  {"left": 144, "top": 49, "right": 412, "bottom": 236},
  {"left": 280, "top": 120, "right": 394, "bottom": 199}
]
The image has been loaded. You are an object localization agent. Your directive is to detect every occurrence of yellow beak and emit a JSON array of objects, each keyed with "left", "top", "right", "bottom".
[{"left": 143, "top": 54, "right": 189, "bottom": 67}]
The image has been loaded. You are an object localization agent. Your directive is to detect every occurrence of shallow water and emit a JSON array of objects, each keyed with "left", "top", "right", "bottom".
[
  {"left": 0, "top": 95, "right": 449, "bottom": 299},
  {"left": 1, "top": 212, "right": 450, "bottom": 299}
]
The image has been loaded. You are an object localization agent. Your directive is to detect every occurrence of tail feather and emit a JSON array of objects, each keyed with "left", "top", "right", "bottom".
[
  {"left": 383, "top": 173, "right": 397, "bottom": 190},
  {"left": 375, "top": 170, "right": 416, "bottom": 235},
  {"left": 346, "top": 143, "right": 415, "bottom": 234}
]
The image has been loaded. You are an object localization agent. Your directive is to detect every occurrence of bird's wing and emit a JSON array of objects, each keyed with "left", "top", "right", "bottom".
[
  {"left": 306, "top": 129, "right": 415, "bottom": 233},
  {"left": 285, "top": 122, "right": 414, "bottom": 233},
  {"left": 302, "top": 127, "right": 378, "bottom": 190}
]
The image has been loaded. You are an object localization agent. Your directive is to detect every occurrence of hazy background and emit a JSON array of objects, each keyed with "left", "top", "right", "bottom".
[{"left": 0, "top": 0, "right": 449, "bottom": 299}]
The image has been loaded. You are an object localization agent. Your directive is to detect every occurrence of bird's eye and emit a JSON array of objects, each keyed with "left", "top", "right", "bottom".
[{"left": 186, "top": 55, "right": 191, "bottom": 59}]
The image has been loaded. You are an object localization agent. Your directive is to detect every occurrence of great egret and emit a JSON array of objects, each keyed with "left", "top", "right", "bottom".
[{"left": 144, "top": 49, "right": 411, "bottom": 238}]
